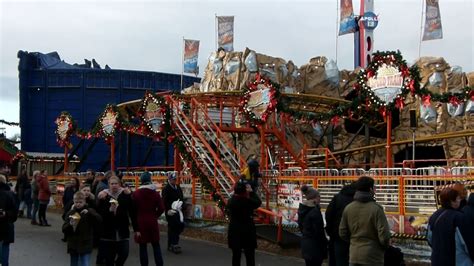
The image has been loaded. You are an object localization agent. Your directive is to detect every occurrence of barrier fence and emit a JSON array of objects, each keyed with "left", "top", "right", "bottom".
[{"left": 37, "top": 167, "right": 474, "bottom": 237}]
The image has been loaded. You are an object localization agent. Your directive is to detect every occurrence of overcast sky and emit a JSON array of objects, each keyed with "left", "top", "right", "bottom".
[{"left": 0, "top": 0, "right": 472, "bottom": 138}]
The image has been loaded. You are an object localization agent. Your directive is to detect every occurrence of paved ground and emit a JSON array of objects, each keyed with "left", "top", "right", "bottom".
[{"left": 10, "top": 212, "right": 305, "bottom": 266}]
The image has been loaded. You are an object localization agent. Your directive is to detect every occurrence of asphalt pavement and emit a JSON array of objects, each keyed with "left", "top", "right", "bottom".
[{"left": 9, "top": 212, "right": 305, "bottom": 266}]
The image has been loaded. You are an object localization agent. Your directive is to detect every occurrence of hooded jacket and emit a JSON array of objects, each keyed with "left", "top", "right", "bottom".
[
  {"left": 325, "top": 184, "right": 356, "bottom": 239},
  {"left": 298, "top": 200, "right": 328, "bottom": 262},
  {"left": 339, "top": 191, "right": 391, "bottom": 265}
]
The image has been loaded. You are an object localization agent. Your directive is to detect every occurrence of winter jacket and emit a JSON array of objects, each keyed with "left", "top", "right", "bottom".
[
  {"left": 0, "top": 183, "right": 17, "bottom": 244},
  {"left": 31, "top": 177, "right": 39, "bottom": 200},
  {"left": 15, "top": 173, "right": 29, "bottom": 201},
  {"left": 62, "top": 186, "right": 78, "bottom": 208},
  {"left": 325, "top": 184, "right": 355, "bottom": 240},
  {"left": 162, "top": 183, "right": 184, "bottom": 211},
  {"left": 459, "top": 194, "right": 474, "bottom": 260},
  {"left": 62, "top": 206, "right": 102, "bottom": 254},
  {"left": 37, "top": 175, "right": 51, "bottom": 202},
  {"left": 162, "top": 182, "right": 184, "bottom": 230},
  {"left": 427, "top": 206, "right": 462, "bottom": 266},
  {"left": 131, "top": 184, "right": 165, "bottom": 244},
  {"left": 97, "top": 189, "right": 133, "bottom": 241},
  {"left": 227, "top": 192, "right": 261, "bottom": 250},
  {"left": 339, "top": 191, "right": 390, "bottom": 265},
  {"left": 95, "top": 179, "right": 108, "bottom": 197},
  {"left": 298, "top": 201, "right": 328, "bottom": 262}
]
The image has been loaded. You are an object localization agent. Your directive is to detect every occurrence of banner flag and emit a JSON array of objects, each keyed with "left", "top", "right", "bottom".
[
  {"left": 422, "top": 0, "right": 443, "bottom": 41},
  {"left": 217, "top": 16, "right": 234, "bottom": 51},
  {"left": 183, "top": 39, "right": 200, "bottom": 75},
  {"left": 339, "top": 0, "right": 357, "bottom": 35}
]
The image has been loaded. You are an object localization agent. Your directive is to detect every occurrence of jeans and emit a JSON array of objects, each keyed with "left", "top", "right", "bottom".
[
  {"left": 139, "top": 242, "right": 163, "bottom": 266},
  {"left": 231, "top": 248, "right": 255, "bottom": 266},
  {"left": 70, "top": 252, "right": 91, "bottom": 266},
  {"left": 38, "top": 202, "right": 48, "bottom": 224},
  {"left": 0, "top": 241, "right": 10, "bottom": 266},
  {"left": 104, "top": 240, "right": 129, "bottom": 266},
  {"left": 31, "top": 199, "right": 39, "bottom": 222}
]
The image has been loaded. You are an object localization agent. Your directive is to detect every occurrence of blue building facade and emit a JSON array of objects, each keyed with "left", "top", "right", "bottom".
[{"left": 18, "top": 51, "right": 200, "bottom": 172}]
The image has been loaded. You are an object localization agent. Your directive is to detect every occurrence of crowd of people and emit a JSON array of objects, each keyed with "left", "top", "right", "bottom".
[
  {"left": 0, "top": 168, "right": 185, "bottom": 266},
  {"left": 1, "top": 162, "right": 474, "bottom": 266},
  {"left": 297, "top": 176, "right": 474, "bottom": 266}
]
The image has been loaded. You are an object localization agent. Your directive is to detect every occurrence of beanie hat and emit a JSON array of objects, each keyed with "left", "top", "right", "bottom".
[
  {"left": 140, "top": 171, "right": 152, "bottom": 185},
  {"left": 167, "top": 172, "right": 177, "bottom": 180},
  {"left": 301, "top": 185, "right": 319, "bottom": 200}
]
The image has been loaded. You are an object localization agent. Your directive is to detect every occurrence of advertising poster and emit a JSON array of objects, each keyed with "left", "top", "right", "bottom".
[
  {"left": 184, "top": 39, "right": 200, "bottom": 74},
  {"left": 422, "top": 0, "right": 443, "bottom": 41},
  {"left": 217, "top": 16, "right": 234, "bottom": 52},
  {"left": 339, "top": 0, "right": 357, "bottom": 35}
]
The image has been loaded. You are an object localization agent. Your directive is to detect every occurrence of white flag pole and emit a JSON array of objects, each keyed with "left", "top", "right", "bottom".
[
  {"left": 180, "top": 37, "right": 184, "bottom": 91},
  {"left": 418, "top": 0, "right": 425, "bottom": 58},
  {"left": 215, "top": 14, "right": 218, "bottom": 50},
  {"left": 335, "top": 0, "right": 339, "bottom": 65}
]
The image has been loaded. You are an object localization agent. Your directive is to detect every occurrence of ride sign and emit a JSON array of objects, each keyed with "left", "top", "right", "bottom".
[
  {"left": 359, "top": 11, "right": 378, "bottom": 30},
  {"left": 368, "top": 64, "right": 404, "bottom": 104}
]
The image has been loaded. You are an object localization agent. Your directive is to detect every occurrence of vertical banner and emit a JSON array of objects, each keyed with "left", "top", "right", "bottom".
[
  {"left": 217, "top": 16, "right": 234, "bottom": 51},
  {"left": 183, "top": 39, "right": 200, "bottom": 75},
  {"left": 339, "top": 0, "right": 357, "bottom": 35},
  {"left": 422, "top": 0, "right": 443, "bottom": 41}
]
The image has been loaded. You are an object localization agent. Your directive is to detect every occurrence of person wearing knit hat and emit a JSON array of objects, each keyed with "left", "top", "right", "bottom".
[
  {"left": 140, "top": 172, "right": 152, "bottom": 185},
  {"left": 131, "top": 172, "right": 165, "bottom": 266},
  {"left": 298, "top": 185, "right": 327, "bottom": 265},
  {"left": 161, "top": 172, "right": 184, "bottom": 254}
]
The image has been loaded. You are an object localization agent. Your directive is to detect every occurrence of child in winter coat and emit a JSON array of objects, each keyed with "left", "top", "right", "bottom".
[{"left": 63, "top": 191, "right": 102, "bottom": 266}]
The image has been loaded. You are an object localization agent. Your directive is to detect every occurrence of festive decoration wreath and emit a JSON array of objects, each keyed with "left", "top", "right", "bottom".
[
  {"left": 55, "top": 111, "right": 75, "bottom": 147},
  {"left": 355, "top": 50, "right": 473, "bottom": 116},
  {"left": 240, "top": 73, "right": 279, "bottom": 125},
  {"left": 137, "top": 92, "right": 169, "bottom": 139}
]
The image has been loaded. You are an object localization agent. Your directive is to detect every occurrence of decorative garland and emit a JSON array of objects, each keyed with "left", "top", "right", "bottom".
[
  {"left": 240, "top": 72, "right": 279, "bottom": 125},
  {"left": 55, "top": 111, "right": 75, "bottom": 147}
]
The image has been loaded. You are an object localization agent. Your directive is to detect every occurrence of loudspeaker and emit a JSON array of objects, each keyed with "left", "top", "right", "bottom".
[{"left": 409, "top": 109, "right": 417, "bottom": 128}]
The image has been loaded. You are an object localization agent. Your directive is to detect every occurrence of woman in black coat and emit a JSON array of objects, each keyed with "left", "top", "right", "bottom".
[
  {"left": 298, "top": 185, "right": 327, "bottom": 266},
  {"left": 227, "top": 180, "right": 262, "bottom": 266},
  {"left": 427, "top": 187, "right": 462, "bottom": 266},
  {"left": 97, "top": 176, "right": 133, "bottom": 266}
]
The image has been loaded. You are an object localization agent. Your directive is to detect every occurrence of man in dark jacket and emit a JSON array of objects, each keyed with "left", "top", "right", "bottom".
[
  {"left": 162, "top": 172, "right": 184, "bottom": 254},
  {"left": 339, "top": 176, "right": 391, "bottom": 266},
  {"left": 298, "top": 185, "right": 327, "bottom": 266},
  {"left": 0, "top": 174, "right": 18, "bottom": 266},
  {"left": 325, "top": 182, "right": 356, "bottom": 266}
]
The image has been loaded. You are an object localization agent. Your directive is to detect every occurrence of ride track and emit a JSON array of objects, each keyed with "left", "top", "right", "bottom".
[{"left": 117, "top": 91, "right": 473, "bottom": 167}]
